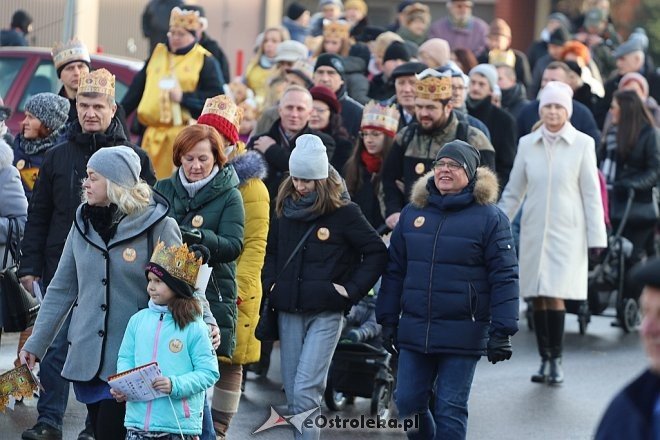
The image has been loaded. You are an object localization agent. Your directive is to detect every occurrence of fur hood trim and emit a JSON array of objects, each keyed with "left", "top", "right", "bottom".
[
  {"left": 410, "top": 167, "right": 500, "bottom": 208},
  {"left": 0, "top": 138, "right": 14, "bottom": 169},
  {"left": 229, "top": 149, "right": 268, "bottom": 187}
]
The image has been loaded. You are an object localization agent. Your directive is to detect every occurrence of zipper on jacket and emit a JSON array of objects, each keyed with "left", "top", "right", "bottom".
[
  {"left": 468, "top": 282, "right": 476, "bottom": 322},
  {"left": 144, "top": 313, "right": 165, "bottom": 431},
  {"left": 425, "top": 218, "right": 445, "bottom": 353}
]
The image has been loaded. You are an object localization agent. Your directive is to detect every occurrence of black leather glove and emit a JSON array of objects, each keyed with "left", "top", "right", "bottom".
[
  {"left": 487, "top": 334, "right": 512, "bottom": 364},
  {"left": 381, "top": 325, "right": 398, "bottom": 356},
  {"left": 181, "top": 228, "right": 202, "bottom": 245},
  {"left": 189, "top": 244, "right": 210, "bottom": 264}
]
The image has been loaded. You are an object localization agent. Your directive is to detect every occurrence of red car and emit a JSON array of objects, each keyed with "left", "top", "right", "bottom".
[{"left": 0, "top": 46, "right": 143, "bottom": 136}]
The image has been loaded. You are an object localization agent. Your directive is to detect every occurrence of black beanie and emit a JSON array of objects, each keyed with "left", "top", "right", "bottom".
[
  {"left": 11, "top": 10, "right": 32, "bottom": 34},
  {"left": 349, "top": 43, "right": 371, "bottom": 70},
  {"left": 315, "top": 53, "right": 345, "bottom": 78},
  {"left": 549, "top": 27, "right": 570, "bottom": 46},
  {"left": 383, "top": 41, "right": 411, "bottom": 63},
  {"left": 145, "top": 263, "right": 195, "bottom": 298},
  {"left": 565, "top": 60, "right": 582, "bottom": 77},
  {"left": 435, "top": 140, "right": 481, "bottom": 181},
  {"left": 287, "top": 2, "right": 308, "bottom": 21}
]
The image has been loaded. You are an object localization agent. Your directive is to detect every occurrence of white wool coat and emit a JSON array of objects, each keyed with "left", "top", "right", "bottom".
[{"left": 498, "top": 123, "right": 607, "bottom": 300}]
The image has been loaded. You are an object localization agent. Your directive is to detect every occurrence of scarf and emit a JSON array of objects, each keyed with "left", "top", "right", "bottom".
[
  {"left": 361, "top": 149, "right": 382, "bottom": 174},
  {"left": 600, "top": 125, "right": 618, "bottom": 188},
  {"left": 82, "top": 203, "right": 121, "bottom": 244},
  {"left": 259, "top": 54, "right": 275, "bottom": 69},
  {"left": 148, "top": 299, "right": 170, "bottom": 314},
  {"left": 540, "top": 123, "right": 569, "bottom": 147},
  {"left": 283, "top": 192, "right": 322, "bottom": 222},
  {"left": 21, "top": 127, "right": 65, "bottom": 156},
  {"left": 178, "top": 165, "right": 220, "bottom": 198}
]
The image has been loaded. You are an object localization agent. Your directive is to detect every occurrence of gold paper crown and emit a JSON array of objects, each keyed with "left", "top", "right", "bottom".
[
  {"left": 361, "top": 101, "right": 400, "bottom": 136},
  {"left": 52, "top": 38, "right": 90, "bottom": 70},
  {"left": 149, "top": 241, "right": 203, "bottom": 287},
  {"left": 201, "top": 95, "right": 244, "bottom": 131},
  {"left": 323, "top": 20, "right": 350, "bottom": 40},
  {"left": 169, "top": 7, "right": 204, "bottom": 32},
  {"left": 78, "top": 68, "right": 115, "bottom": 98},
  {"left": 415, "top": 77, "right": 452, "bottom": 101}
]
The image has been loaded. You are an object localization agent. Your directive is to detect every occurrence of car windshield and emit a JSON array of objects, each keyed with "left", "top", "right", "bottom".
[
  {"left": 0, "top": 57, "right": 24, "bottom": 99},
  {"left": 18, "top": 61, "right": 59, "bottom": 111}
]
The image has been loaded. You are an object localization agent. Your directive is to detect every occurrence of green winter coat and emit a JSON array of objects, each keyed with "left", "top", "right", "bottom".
[{"left": 156, "top": 166, "right": 245, "bottom": 360}]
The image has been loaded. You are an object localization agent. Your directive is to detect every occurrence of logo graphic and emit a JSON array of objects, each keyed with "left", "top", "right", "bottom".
[{"left": 253, "top": 406, "right": 319, "bottom": 434}]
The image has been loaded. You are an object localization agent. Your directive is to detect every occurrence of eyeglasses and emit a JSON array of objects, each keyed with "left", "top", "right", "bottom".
[
  {"left": 433, "top": 160, "right": 463, "bottom": 171},
  {"left": 359, "top": 130, "right": 384, "bottom": 138}
]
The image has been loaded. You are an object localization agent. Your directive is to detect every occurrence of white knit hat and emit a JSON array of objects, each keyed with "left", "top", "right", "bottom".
[
  {"left": 289, "top": 134, "right": 328, "bottom": 179},
  {"left": 539, "top": 81, "right": 573, "bottom": 118}
]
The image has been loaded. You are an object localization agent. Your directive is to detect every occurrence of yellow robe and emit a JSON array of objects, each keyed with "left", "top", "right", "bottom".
[{"left": 137, "top": 43, "right": 209, "bottom": 178}]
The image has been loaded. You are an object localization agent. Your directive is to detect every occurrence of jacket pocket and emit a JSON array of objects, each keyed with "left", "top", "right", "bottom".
[{"left": 182, "top": 398, "right": 191, "bottom": 418}]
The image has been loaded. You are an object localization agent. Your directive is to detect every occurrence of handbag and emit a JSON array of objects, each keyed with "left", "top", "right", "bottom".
[
  {"left": 255, "top": 223, "right": 317, "bottom": 342},
  {"left": 0, "top": 218, "right": 40, "bottom": 332},
  {"left": 610, "top": 187, "right": 659, "bottom": 225}
]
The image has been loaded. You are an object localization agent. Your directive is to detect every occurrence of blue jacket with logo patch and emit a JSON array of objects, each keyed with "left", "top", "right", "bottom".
[
  {"left": 117, "top": 305, "right": 219, "bottom": 435},
  {"left": 376, "top": 168, "right": 519, "bottom": 355}
]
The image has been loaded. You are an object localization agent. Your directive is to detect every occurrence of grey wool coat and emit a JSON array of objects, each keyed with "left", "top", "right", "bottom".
[
  {"left": 0, "top": 140, "right": 27, "bottom": 270},
  {"left": 23, "top": 193, "right": 185, "bottom": 382}
]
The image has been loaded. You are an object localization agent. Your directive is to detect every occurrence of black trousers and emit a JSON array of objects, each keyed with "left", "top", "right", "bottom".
[{"left": 86, "top": 398, "right": 126, "bottom": 440}]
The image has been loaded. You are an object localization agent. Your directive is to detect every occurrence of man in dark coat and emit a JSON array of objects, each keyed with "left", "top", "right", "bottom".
[
  {"left": 141, "top": 0, "right": 184, "bottom": 53},
  {"left": 594, "top": 39, "right": 660, "bottom": 129},
  {"left": 466, "top": 64, "right": 518, "bottom": 191},
  {"left": 529, "top": 26, "right": 571, "bottom": 99},
  {"left": 497, "top": 64, "right": 529, "bottom": 120},
  {"left": 377, "top": 140, "right": 519, "bottom": 440},
  {"left": 387, "top": 61, "right": 427, "bottom": 130},
  {"left": 595, "top": 257, "right": 660, "bottom": 440},
  {"left": 517, "top": 61, "right": 601, "bottom": 145},
  {"left": 182, "top": 4, "right": 231, "bottom": 84},
  {"left": 0, "top": 10, "right": 32, "bottom": 47},
  {"left": 382, "top": 70, "right": 495, "bottom": 229},
  {"left": 312, "top": 54, "right": 363, "bottom": 139},
  {"left": 18, "top": 69, "right": 155, "bottom": 440},
  {"left": 368, "top": 41, "right": 411, "bottom": 102},
  {"left": 247, "top": 85, "right": 335, "bottom": 202}
]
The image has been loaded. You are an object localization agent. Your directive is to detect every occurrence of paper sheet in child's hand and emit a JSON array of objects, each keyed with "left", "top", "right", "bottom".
[{"left": 108, "top": 362, "right": 167, "bottom": 402}]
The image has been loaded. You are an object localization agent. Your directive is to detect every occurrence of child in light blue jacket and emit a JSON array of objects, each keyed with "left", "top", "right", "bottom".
[{"left": 111, "top": 242, "right": 219, "bottom": 439}]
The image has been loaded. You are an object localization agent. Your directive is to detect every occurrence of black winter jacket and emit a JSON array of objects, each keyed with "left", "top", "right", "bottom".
[
  {"left": 467, "top": 97, "right": 518, "bottom": 190},
  {"left": 263, "top": 202, "right": 387, "bottom": 313},
  {"left": 18, "top": 119, "right": 156, "bottom": 285},
  {"left": 247, "top": 120, "right": 336, "bottom": 202}
]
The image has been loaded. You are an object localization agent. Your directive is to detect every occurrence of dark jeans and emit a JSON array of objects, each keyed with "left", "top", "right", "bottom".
[
  {"left": 87, "top": 398, "right": 126, "bottom": 440},
  {"left": 37, "top": 315, "right": 72, "bottom": 430},
  {"left": 200, "top": 396, "right": 214, "bottom": 440},
  {"left": 395, "top": 349, "right": 479, "bottom": 440}
]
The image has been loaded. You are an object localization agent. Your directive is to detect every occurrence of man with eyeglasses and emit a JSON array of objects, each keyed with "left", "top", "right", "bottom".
[
  {"left": 381, "top": 69, "right": 495, "bottom": 229},
  {"left": 377, "top": 139, "right": 519, "bottom": 440}
]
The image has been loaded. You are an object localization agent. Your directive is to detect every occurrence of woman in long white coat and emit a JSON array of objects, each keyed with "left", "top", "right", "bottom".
[{"left": 499, "top": 81, "right": 607, "bottom": 385}]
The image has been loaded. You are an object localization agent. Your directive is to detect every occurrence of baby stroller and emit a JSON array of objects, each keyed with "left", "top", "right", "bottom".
[
  {"left": 570, "top": 188, "right": 638, "bottom": 333},
  {"left": 324, "top": 342, "right": 395, "bottom": 418}
]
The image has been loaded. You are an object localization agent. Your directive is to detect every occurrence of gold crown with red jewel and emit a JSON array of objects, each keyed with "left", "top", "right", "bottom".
[
  {"left": 361, "top": 101, "right": 400, "bottom": 136},
  {"left": 169, "top": 7, "right": 205, "bottom": 32},
  {"left": 201, "top": 95, "right": 244, "bottom": 131},
  {"left": 52, "top": 38, "right": 90, "bottom": 70},
  {"left": 323, "top": 20, "right": 350, "bottom": 40},
  {"left": 77, "top": 68, "right": 115, "bottom": 98},
  {"left": 150, "top": 241, "right": 203, "bottom": 286},
  {"left": 415, "top": 72, "right": 452, "bottom": 101}
]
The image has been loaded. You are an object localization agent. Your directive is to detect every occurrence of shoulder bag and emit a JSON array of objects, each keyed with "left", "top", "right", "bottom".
[
  {"left": 255, "top": 223, "right": 317, "bottom": 342},
  {"left": 1, "top": 218, "right": 40, "bottom": 332}
]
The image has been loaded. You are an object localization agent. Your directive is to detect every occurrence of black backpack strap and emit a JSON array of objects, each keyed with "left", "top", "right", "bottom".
[
  {"left": 399, "top": 122, "right": 418, "bottom": 151},
  {"left": 279, "top": 223, "right": 317, "bottom": 276},
  {"left": 456, "top": 121, "right": 469, "bottom": 143}
]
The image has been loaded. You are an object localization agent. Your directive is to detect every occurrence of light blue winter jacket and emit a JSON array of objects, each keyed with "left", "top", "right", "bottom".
[{"left": 117, "top": 303, "right": 219, "bottom": 435}]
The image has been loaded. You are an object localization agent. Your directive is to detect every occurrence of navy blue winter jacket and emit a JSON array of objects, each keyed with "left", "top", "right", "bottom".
[{"left": 376, "top": 168, "right": 519, "bottom": 355}]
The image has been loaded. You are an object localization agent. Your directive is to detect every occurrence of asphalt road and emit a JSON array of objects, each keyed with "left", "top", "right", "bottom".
[{"left": 0, "top": 307, "right": 647, "bottom": 439}]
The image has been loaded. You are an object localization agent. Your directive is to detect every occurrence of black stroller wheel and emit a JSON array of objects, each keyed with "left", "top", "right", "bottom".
[
  {"left": 617, "top": 297, "right": 641, "bottom": 333},
  {"left": 370, "top": 381, "right": 391, "bottom": 419},
  {"left": 324, "top": 379, "right": 348, "bottom": 411}
]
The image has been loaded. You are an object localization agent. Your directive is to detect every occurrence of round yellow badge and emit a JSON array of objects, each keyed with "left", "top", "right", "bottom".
[
  {"left": 415, "top": 163, "right": 425, "bottom": 174},
  {"left": 191, "top": 215, "right": 204, "bottom": 228},
  {"left": 122, "top": 248, "right": 137, "bottom": 262},
  {"left": 317, "top": 227, "right": 330, "bottom": 241},
  {"left": 169, "top": 339, "right": 183, "bottom": 353},
  {"left": 414, "top": 216, "right": 425, "bottom": 228},
  {"left": 16, "top": 159, "right": 25, "bottom": 170}
]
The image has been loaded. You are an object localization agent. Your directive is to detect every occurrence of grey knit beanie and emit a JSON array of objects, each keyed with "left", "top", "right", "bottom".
[
  {"left": 24, "top": 93, "right": 70, "bottom": 132},
  {"left": 87, "top": 146, "right": 141, "bottom": 188},
  {"left": 289, "top": 134, "right": 328, "bottom": 180},
  {"left": 469, "top": 64, "right": 498, "bottom": 93},
  {"left": 435, "top": 140, "right": 480, "bottom": 181}
]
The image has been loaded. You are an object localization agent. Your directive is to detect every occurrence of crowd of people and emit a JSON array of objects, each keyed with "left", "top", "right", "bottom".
[{"left": 0, "top": 0, "right": 659, "bottom": 439}]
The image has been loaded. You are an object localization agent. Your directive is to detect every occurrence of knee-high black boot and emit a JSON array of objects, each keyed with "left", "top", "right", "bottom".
[
  {"left": 531, "top": 310, "right": 550, "bottom": 383},
  {"left": 547, "top": 309, "right": 565, "bottom": 385}
]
